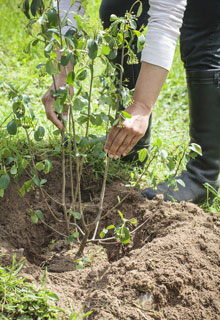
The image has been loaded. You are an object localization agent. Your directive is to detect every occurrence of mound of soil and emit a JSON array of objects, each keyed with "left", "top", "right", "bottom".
[{"left": 0, "top": 163, "right": 220, "bottom": 319}]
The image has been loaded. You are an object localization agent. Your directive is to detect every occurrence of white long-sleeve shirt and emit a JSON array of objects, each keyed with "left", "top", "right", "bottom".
[
  {"left": 141, "top": 0, "right": 187, "bottom": 70},
  {"left": 59, "top": 0, "right": 187, "bottom": 71}
]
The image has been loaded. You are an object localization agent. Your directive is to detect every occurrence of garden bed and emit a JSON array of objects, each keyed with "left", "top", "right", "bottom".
[{"left": 1, "top": 162, "right": 220, "bottom": 319}]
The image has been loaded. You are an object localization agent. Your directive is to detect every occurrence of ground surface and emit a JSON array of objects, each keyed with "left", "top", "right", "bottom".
[{"left": 1, "top": 164, "right": 220, "bottom": 320}]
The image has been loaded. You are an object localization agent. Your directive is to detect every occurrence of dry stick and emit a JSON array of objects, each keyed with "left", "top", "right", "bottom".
[
  {"left": 68, "top": 110, "right": 77, "bottom": 233},
  {"left": 70, "top": 106, "right": 90, "bottom": 255},
  {"left": 61, "top": 132, "right": 69, "bottom": 235},
  {"left": 42, "top": 189, "right": 63, "bottom": 206},
  {"left": 92, "top": 157, "right": 110, "bottom": 239}
]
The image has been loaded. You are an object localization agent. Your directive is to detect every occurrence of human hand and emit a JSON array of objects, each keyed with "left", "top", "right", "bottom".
[
  {"left": 42, "top": 74, "right": 74, "bottom": 131},
  {"left": 104, "top": 102, "right": 151, "bottom": 158}
]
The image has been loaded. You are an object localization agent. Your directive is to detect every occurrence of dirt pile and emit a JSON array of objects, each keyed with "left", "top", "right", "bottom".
[{"left": 0, "top": 170, "right": 220, "bottom": 320}]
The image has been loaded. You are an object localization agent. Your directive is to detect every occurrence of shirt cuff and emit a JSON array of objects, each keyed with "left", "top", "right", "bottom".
[{"left": 141, "top": 28, "right": 177, "bottom": 71}]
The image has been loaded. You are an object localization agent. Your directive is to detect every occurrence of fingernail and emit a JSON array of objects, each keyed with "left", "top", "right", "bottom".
[
  {"left": 114, "top": 155, "right": 119, "bottom": 159},
  {"left": 108, "top": 154, "right": 113, "bottom": 158},
  {"left": 62, "top": 114, "right": 68, "bottom": 121}
]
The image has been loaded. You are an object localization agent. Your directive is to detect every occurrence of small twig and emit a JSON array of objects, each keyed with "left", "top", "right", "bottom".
[
  {"left": 61, "top": 132, "right": 70, "bottom": 235},
  {"left": 86, "top": 59, "right": 94, "bottom": 137},
  {"left": 92, "top": 157, "right": 110, "bottom": 239}
]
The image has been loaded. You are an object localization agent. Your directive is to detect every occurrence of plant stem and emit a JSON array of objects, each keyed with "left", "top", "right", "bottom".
[
  {"left": 61, "top": 132, "right": 70, "bottom": 236},
  {"left": 86, "top": 59, "right": 94, "bottom": 137},
  {"left": 92, "top": 157, "right": 110, "bottom": 239}
]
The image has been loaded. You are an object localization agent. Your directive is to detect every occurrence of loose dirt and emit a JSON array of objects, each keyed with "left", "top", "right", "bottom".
[{"left": 0, "top": 162, "right": 220, "bottom": 320}]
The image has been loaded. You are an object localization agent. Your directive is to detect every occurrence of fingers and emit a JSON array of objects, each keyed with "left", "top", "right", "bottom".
[
  {"left": 121, "top": 135, "right": 141, "bottom": 156},
  {"left": 105, "top": 125, "right": 143, "bottom": 158},
  {"left": 46, "top": 108, "right": 65, "bottom": 131},
  {"left": 116, "top": 134, "right": 136, "bottom": 156},
  {"left": 104, "top": 127, "right": 125, "bottom": 159},
  {"left": 42, "top": 91, "right": 65, "bottom": 131}
]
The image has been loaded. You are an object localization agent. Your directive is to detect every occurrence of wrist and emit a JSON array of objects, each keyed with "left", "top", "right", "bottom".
[{"left": 132, "top": 100, "right": 152, "bottom": 116}]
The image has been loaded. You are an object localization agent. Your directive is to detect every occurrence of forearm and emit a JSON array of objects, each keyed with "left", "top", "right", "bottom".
[{"left": 133, "top": 62, "right": 168, "bottom": 115}]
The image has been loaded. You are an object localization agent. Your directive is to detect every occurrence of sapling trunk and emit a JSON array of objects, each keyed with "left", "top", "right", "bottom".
[
  {"left": 76, "top": 57, "right": 96, "bottom": 253},
  {"left": 92, "top": 23, "right": 127, "bottom": 241}
]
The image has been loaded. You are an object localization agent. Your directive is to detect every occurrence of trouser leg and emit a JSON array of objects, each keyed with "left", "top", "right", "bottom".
[{"left": 142, "top": 2, "right": 220, "bottom": 203}]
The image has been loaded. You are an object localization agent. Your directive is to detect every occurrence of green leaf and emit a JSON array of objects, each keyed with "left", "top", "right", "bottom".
[
  {"left": 32, "top": 39, "right": 39, "bottom": 46},
  {"left": 176, "top": 179, "right": 186, "bottom": 188},
  {"left": 69, "top": 210, "right": 81, "bottom": 220},
  {"left": 137, "top": 2, "right": 143, "bottom": 17},
  {"left": 129, "top": 218, "right": 137, "bottom": 225},
  {"left": 66, "top": 71, "right": 75, "bottom": 85},
  {"left": 7, "top": 121, "right": 17, "bottom": 135},
  {"left": 107, "top": 225, "right": 115, "bottom": 230},
  {"left": 36, "top": 161, "right": 44, "bottom": 171},
  {"left": 33, "top": 176, "right": 41, "bottom": 187},
  {"left": 119, "top": 227, "right": 130, "bottom": 244},
  {"left": 30, "top": 211, "right": 38, "bottom": 224},
  {"left": 46, "top": 60, "right": 54, "bottom": 75},
  {"left": 35, "top": 210, "right": 43, "bottom": 219},
  {"left": 110, "top": 14, "right": 117, "bottom": 21},
  {"left": 10, "top": 166, "right": 17, "bottom": 175},
  {"left": 87, "top": 39, "right": 98, "bottom": 60},
  {"left": 137, "top": 34, "right": 145, "bottom": 52},
  {"left": 112, "top": 118, "right": 119, "bottom": 127},
  {"left": 118, "top": 210, "right": 124, "bottom": 221},
  {"left": 121, "top": 111, "right": 131, "bottom": 119},
  {"left": 76, "top": 261, "right": 84, "bottom": 270},
  {"left": 0, "top": 175, "right": 10, "bottom": 189},
  {"left": 101, "top": 45, "right": 110, "bottom": 56},
  {"left": 19, "top": 185, "right": 25, "bottom": 197},
  {"left": 34, "top": 126, "right": 45, "bottom": 141},
  {"left": 79, "top": 137, "right": 89, "bottom": 148},
  {"left": 83, "top": 257, "right": 91, "bottom": 263},
  {"left": 0, "top": 189, "right": 4, "bottom": 198},
  {"left": 61, "top": 54, "right": 72, "bottom": 67},
  {"left": 24, "top": 179, "right": 33, "bottom": 192},
  {"left": 40, "top": 179, "right": 47, "bottom": 185},
  {"left": 100, "top": 229, "right": 108, "bottom": 239},
  {"left": 31, "top": 0, "right": 41, "bottom": 16},
  {"left": 47, "top": 9, "right": 58, "bottom": 26},
  {"left": 44, "top": 159, "right": 52, "bottom": 174},
  {"left": 138, "top": 148, "right": 148, "bottom": 163},
  {"left": 76, "top": 69, "right": 88, "bottom": 81},
  {"left": 189, "top": 143, "right": 202, "bottom": 156},
  {"left": 45, "top": 291, "right": 59, "bottom": 301},
  {"left": 67, "top": 232, "right": 79, "bottom": 244},
  {"left": 23, "top": 0, "right": 30, "bottom": 19},
  {"left": 107, "top": 49, "right": 117, "bottom": 60}
]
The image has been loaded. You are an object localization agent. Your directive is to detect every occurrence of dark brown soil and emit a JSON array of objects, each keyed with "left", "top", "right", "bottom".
[{"left": 1, "top": 162, "right": 220, "bottom": 320}]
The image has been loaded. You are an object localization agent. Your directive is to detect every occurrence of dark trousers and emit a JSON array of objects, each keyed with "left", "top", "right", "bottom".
[{"left": 99, "top": 0, "right": 220, "bottom": 88}]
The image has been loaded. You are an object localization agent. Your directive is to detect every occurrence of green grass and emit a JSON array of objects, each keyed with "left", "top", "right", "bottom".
[{"left": 0, "top": 258, "right": 65, "bottom": 319}]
